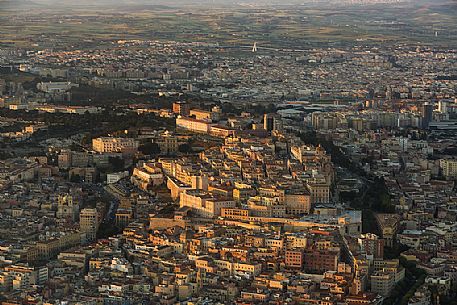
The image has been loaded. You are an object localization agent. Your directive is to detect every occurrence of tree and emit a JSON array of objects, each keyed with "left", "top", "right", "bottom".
[
  {"left": 139, "top": 142, "right": 160, "bottom": 156},
  {"left": 178, "top": 143, "right": 192, "bottom": 154},
  {"left": 70, "top": 174, "right": 82, "bottom": 183},
  {"left": 221, "top": 102, "right": 241, "bottom": 115},
  {"left": 108, "top": 157, "right": 125, "bottom": 171}
]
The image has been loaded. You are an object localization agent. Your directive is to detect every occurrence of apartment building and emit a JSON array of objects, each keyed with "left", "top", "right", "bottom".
[{"left": 92, "top": 137, "right": 139, "bottom": 155}]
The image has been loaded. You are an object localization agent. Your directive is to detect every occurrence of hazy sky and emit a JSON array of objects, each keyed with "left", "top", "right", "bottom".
[{"left": 3, "top": 0, "right": 443, "bottom": 6}]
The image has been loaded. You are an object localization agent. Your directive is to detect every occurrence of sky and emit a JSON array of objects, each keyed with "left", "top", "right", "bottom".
[{"left": 2, "top": 0, "right": 444, "bottom": 6}]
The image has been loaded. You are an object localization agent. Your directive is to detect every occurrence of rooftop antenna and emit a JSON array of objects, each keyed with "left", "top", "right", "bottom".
[{"left": 252, "top": 42, "right": 258, "bottom": 53}]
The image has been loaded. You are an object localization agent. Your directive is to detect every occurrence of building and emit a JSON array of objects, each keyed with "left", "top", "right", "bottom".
[
  {"left": 370, "top": 271, "right": 395, "bottom": 297},
  {"left": 3, "top": 265, "right": 48, "bottom": 291},
  {"left": 408, "top": 285, "right": 432, "bottom": 305},
  {"left": 285, "top": 250, "right": 304, "bottom": 269},
  {"left": 307, "top": 179, "right": 331, "bottom": 204},
  {"left": 358, "top": 233, "right": 384, "bottom": 259},
  {"left": 438, "top": 100, "right": 448, "bottom": 114},
  {"left": 153, "top": 131, "right": 180, "bottom": 154},
  {"left": 375, "top": 214, "right": 400, "bottom": 248},
  {"left": 131, "top": 162, "right": 164, "bottom": 191},
  {"left": 210, "top": 125, "right": 237, "bottom": 138},
  {"left": 179, "top": 190, "right": 236, "bottom": 218},
  {"left": 176, "top": 116, "right": 212, "bottom": 134},
  {"left": 303, "top": 249, "right": 339, "bottom": 273},
  {"left": 92, "top": 137, "right": 139, "bottom": 155},
  {"left": 312, "top": 112, "right": 339, "bottom": 130},
  {"left": 371, "top": 259, "right": 405, "bottom": 296},
  {"left": 173, "top": 101, "right": 190, "bottom": 116},
  {"left": 115, "top": 209, "right": 133, "bottom": 229},
  {"left": 190, "top": 109, "right": 215, "bottom": 121},
  {"left": 37, "top": 81, "right": 75, "bottom": 93},
  {"left": 263, "top": 113, "right": 283, "bottom": 132},
  {"left": 285, "top": 191, "right": 312, "bottom": 215},
  {"left": 56, "top": 194, "right": 79, "bottom": 222},
  {"left": 80, "top": 208, "right": 99, "bottom": 242},
  {"left": 420, "top": 102, "right": 433, "bottom": 129},
  {"left": 107, "top": 171, "right": 129, "bottom": 184},
  {"left": 439, "top": 159, "right": 457, "bottom": 180}
]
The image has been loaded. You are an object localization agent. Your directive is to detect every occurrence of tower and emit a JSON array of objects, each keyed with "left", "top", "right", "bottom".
[
  {"left": 172, "top": 101, "right": 190, "bottom": 116},
  {"left": 420, "top": 102, "right": 433, "bottom": 129},
  {"left": 80, "top": 208, "right": 99, "bottom": 242},
  {"left": 263, "top": 113, "right": 283, "bottom": 132},
  {"left": 438, "top": 100, "right": 447, "bottom": 114},
  {"left": 264, "top": 113, "right": 274, "bottom": 131},
  {"left": 56, "top": 194, "right": 79, "bottom": 222},
  {"left": 252, "top": 42, "right": 257, "bottom": 53}
]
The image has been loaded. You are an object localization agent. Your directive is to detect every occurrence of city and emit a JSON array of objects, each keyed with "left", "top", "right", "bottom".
[{"left": 0, "top": 0, "right": 456, "bottom": 304}]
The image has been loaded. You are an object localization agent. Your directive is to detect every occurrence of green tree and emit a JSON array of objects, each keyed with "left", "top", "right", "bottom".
[
  {"left": 139, "top": 142, "right": 160, "bottom": 156},
  {"left": 108, "top": 157, "right": 125, "bottom": 171},
  {"left": 178, "top": 143, "right": 192, "bottom": 154}
]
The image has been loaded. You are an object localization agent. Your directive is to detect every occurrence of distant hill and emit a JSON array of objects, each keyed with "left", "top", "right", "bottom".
[
  {"left": 0, "top": 0, "right": 40, "bottom": 8},
  {"left": 18, "top": 0, "right": 174, "bottom": 8}
]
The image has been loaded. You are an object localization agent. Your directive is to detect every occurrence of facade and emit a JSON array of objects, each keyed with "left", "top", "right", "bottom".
[
  {"left": 179, "top": 190, "right": 236, "bottom": 218},
  {"left": 420, "top": 103, "right": 433, "bottom": 129},
  {"left": 439, "top": 159, "right": 457, "bottom": 180},
  {"left": 190, "top": 109, "right": 215, "bottom": 121},
  {"left": 303, "top": 249, "right": 339, "bottom": 273},
  {"left": 358, "top": 233, "right": 384, "bottom": 259},
  {"left": 210, "top": 125, "right": 237, "bottom": 138},
  {"left": 371, "top": 271, "right": 395, "bottom": 297},
  {"left": 115, "top": 209, "right": 133, "bottom": 228},
  {"left": 80, "top": 208, "right": 99, "bottom": 242},
  {"left": 92, "top": 137, "right": 139, "bottom": 155},
  {"left": 154, "top": 131, "right": 180, "bottom": 154},
  {"left": 107, "top": 171, "right": 129, "bottom": 184},
  {"left": 131, "top": 163, "right": 164, "bottom": 191},
  {"left": 307, "top": 179, "right": 331, "bottom": 204},
  {"left": 285, "top": 192, "right": 312, "bottom": 215},
  {"left": 56, "top": 195, "right": 79, "bottom": 222},
  {"left": 285, "top": 250, "right": 304, "bottom": 269},
  {"left": 263, "top": 113, "right": 283, "bottom": 132},
  {"left": 172, "top": 101, "right": 190, "bottom": 116},
  {"left": 375, "top": 214, "right": 400, "bottom": 248},
  {"left": 176, "top": 117, "right": 212, "bottom": 134}
]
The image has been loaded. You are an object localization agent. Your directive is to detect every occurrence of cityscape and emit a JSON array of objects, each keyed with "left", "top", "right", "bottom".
[{"left": 0, "top": 0, "right": 456, "bottom": 304}]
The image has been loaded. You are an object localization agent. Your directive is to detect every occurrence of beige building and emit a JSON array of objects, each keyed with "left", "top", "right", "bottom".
[
  {"left": 307, "top": 179, "right": 331, "bottom": 204},
  {"left": 190, "top": 109, "right": 215, "bottom": 121},
  {"left": 92, "top": 137, "right": 138, "bottom": 155},
  {"left": 179, "top": 190, "right": 236, "bottom": 218},
  {"left": 176, "top": 116, "right": 212, "bottom": 134},
  {"left": 247, "top": 196, "right": 286, "bottom": 218},
  {"left": 210, "top": 125, "right": 236, "bottom": 138},
  {"left": 56, "top": 194, "right": 79, "bottom": 222},
  {"left": 370, "top": 271, "right": 395, "bottom": 297},
  {"left": 131, "top": 162, "right": 164, "bottom": 191},
  {"left": 371, "top": 259, "right": 405, "bottom": 296},
  {"left": 167, "top": 177, "right": 193, "bottom": 200},
  {"left": 3, "top": 265, "right": 48, "bottom": 291},
  {"left": 80, "top": 208, "right": 99, "bottom": 242},
  {"left": 115, "top": 209, "right": 133, "bottom": 228},
  {"left": 285, "top": 191, "right": 312, "bottom": 215},
  {"left": 440, "top": 159, "right": 457, "bottom": 180},
  {"left": 154, "top": 131, "right": 180, "bottom": 154},
  {"left": 172, "top": 101, "right": 190, "bottom": 116}
]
